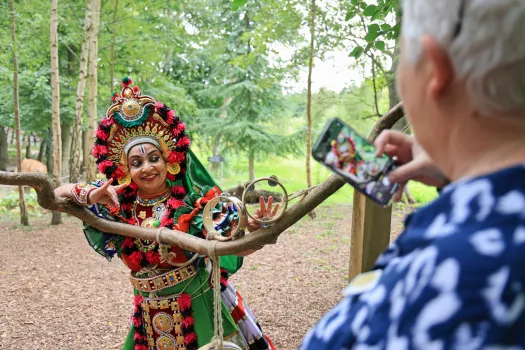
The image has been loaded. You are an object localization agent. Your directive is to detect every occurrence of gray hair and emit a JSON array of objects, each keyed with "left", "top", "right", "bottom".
[{"left": 401, "top": 0, "right": 525, "bottom": 115}]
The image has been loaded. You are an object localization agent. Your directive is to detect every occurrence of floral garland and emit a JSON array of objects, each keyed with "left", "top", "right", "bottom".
[{"left": 92, "top": 78, "right": 191, "bottom": 270}]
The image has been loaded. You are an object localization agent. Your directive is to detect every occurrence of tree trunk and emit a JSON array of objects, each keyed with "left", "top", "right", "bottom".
[
  {"left": 61, "top": 122, "right": 72, "bottom": 179},
  {"left": 0, "top": 127, "right": 8, "bottom": 171},
  {"left": 25, "top": 134, "right": 31, "bottom": 159},
  {"left": 37, "top": 137, "right": 46, "bottom": 162},
  {"left": 85, "top": 0, "right": 101, "bottom": 182},
  {"left": 248, "top": 151, "right": 255, "bottom": 181},
  {"left": 306, "top": 0, "right": 316, "bottom": 189},
  {"left": 10, "top": 0, "right": 28, "bottom": 226},
  {"left": 82, "top": 129, "right": 89, "bottom": 176},
  {"left": 211, "top": 135, "right": 221, "bottom": 172},
  {"left": 109, "top": 0, "right": 118, "bottom": 92},
  {"left": 9, "top": 128, "right": 15, "bottom": 145},
  {"left": 45, "top": 129, "right": 52, "bottom": 171},
  {"left": 70, "top": 0, "right": 93, "bottom": 184},
  {"left": 50, "top": 0, "right": 62, "bottom": 225}
]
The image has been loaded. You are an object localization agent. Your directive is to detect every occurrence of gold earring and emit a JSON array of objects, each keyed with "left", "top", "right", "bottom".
[
  {"left": 118, "top": 173, "right": 132, "bottom": 185},
  {"left": 167, "top": 163, "right": 181, "bottom": 175}
]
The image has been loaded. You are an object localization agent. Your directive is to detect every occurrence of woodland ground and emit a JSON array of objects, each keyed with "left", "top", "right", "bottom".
[{"left": 0, "top": 204, "right": 411, "bottom": 350}]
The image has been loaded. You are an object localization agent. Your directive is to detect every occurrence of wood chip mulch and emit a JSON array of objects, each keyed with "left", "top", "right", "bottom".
[{"left": 0, "top": 205, "right": 407, "bottom": 350}]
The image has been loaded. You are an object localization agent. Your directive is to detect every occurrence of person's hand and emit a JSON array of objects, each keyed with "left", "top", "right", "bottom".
[
  {"left": 246, "top": 196, "right": 280, "bottom": 232},
  {"left": 88, "top": 178, "right": 128, "bottom": 207},
  {"left": 374, "top": 130, "right": 449, "bottom": 201}
]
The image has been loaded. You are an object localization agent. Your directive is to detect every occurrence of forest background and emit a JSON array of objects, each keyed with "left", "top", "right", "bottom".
[{"left": 0, "top": 0, "right": 437, "bottom": 217}]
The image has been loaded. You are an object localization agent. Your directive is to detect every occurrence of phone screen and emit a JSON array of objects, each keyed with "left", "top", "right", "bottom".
[{"left": 312, "top": 118, "right": 399, "bottom": 206}]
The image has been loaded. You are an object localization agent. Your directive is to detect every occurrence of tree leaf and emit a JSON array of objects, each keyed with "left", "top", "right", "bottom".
[
  {"left": 349, "top": 46, "right": 364, "bottom": 59},
  {"left": 368, "top": 23, "right": 380, "bottom": 34},
  {"left": 381, "top": 23, "right": 391, "bottom": 31},
  {"left": 364, "top": 31, "right": 378, "bottom": 42},
  {"left": 374, "top": 41, "right": 385, "bottom": 51},
  {"left": 351, "top": 0, "right": 359, "bottom": 5},
  {"left": 232, "top": 0, "right": 249, "bottom": 11},
  {"left": 363, "top": 5, "right": 377, "bottom": 16}
]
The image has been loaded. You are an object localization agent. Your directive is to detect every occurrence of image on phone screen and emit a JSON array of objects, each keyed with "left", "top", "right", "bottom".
[{"left": 312, "top": 118, "right": 399, "bottom": 206}]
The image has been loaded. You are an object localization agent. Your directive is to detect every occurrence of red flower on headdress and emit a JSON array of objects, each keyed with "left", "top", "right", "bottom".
[
  {"left": 98, "top": 160, "right": 114, "bottom": 173},
  {"left": 177, "top": 136, "right": 190, "bottom": 148},
  {"left": 176, "top": 122, "right": 186, "bottom": 134},
  {"left": 168, "top": 151, "right": 185, "bottom": 164},
  {"left": 145, "top": 251, "right": 161, "bottom": 265},
  {"left": 129, "top": 182, "right": 138, "bottom": 191},
  {"left": 96, "top": 128, "right": 109, "bottom": 141},
  {"left": 100, "top": 117, "right": 114, "bottom": 128},
  {"left": 166, "top": 109, "right": 175, "bottom": 124},
  {"left": 92, "top": 145, "right": 107, "bottom": 157},
  {"left": 132, "top": 86, "right": 140, "bottom": 93},
  {"left": 112, "top": 165, "right": 126, "bottom": 180},
  {"left": 111, "top": 93, "right": 119, "bottom": 103},
  {"left": 166, "top": 173, "right": 176, "bottom": 181},
  {"left": 129, "top": 251, "right": 143, "bottom": 265}
]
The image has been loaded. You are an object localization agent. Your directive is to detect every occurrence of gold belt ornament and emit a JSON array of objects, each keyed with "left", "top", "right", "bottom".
[{"left": 130, "top": 264, "right": 197, "bottom": 293}]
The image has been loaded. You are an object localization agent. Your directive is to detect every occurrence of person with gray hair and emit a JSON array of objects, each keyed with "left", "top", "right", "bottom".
[{"left": 300, "top": 0, "right": 525, "bottom": 349}]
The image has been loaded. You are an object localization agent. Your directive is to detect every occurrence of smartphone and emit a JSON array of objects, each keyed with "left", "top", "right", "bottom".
[{"left": 312, "top": 118, "right": 399, "bottom": 207}]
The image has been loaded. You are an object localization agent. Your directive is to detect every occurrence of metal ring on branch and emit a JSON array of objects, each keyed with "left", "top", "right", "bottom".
[
  {"left": 242, "top": 175, "right": 288, "bottom": 226},
  {"left": 202, "top": 195, "right": 247, "bottom": 241}
]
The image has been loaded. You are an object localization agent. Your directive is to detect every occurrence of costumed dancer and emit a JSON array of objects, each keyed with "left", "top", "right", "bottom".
[{"left": 54, "top": 77, "right": 276, "bottom": 350}]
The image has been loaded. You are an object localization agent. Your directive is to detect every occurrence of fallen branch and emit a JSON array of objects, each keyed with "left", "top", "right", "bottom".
[{"left": 0, "top": 103, "right": 404, "bottom": 256}]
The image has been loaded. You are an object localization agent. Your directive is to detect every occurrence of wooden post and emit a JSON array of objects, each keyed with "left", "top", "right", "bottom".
[
  {"left": 349, "top": 193, "right": 392, "bottom": 280},
  {"left": 349, "top": 103, "right": 404, "bottom": 280}
]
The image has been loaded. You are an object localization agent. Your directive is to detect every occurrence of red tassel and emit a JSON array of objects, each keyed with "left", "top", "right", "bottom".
[
  {"left": 184, "top": 332, "right": 197, "bottom": 345},
  {"left": 123, "top": 237, "right": 134, "bottom": 249},
  {"left": 134, "top": 333, "right": 146, "bottom": 341},
  {"left": 133, "top": 294, "right": 144, "bottom": 305},
  {"left": 127, "top": 217, "right": 138, "bottom": 225},
  {"left": 132, "top": 316, "right": 142, "bottom": 327},
  {"left": 100, "top": 117, "right": 114, "bottom": 127},
  {"left": 160, "top": 216, "right": 174, "bottom": 227},
  {"left": 178, "top": 293, "right": 191, "bottom": 311},
  {"left": 156, "top": 101, "right": 165, "bottom": 109},
  {"left": 145, "top": 251, "right": 161, "bottom": 265},
  {"left": 129, "top": 251, "right": 143, "bottom": 265},
  {"left": 172, "top": 185, "right": 186, "bottom": 197},
  {"left": 134, "top": 345, "right": 148, "bottom": 350},
  {"left": 167, "top": 197, "right": 185, "bottom": 209},
  {"left": 182, "top": 316, "right": 194, "bottom": 328},
  {"left": 112, "top": 166, "right": 126, "bottom": 180},
  {"left": 220, "top": 276, "right": 228, "bottom": 286}
]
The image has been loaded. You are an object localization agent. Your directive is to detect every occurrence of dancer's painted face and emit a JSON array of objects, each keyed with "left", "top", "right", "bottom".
[{"left": 127, "top": 143, "right": 168, "bottom": 195}]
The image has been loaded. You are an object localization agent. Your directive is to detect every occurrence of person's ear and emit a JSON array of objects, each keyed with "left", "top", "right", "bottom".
[{"left": 421, "top": 35, "right": 454, "bottom": 99}]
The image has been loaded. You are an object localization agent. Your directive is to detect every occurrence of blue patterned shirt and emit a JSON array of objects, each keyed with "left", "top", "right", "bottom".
[{"left": 300, "top": 164, "right": 525, "bottom": 350}]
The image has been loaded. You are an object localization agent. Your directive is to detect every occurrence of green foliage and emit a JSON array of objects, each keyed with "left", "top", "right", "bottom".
[{"left": 0, "top": 190, "right": 44, "bottom": 216}]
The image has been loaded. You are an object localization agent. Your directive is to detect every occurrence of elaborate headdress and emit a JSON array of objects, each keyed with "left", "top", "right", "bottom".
[{"left": 92, "top": 77, "right": 190, "bottom": 185}]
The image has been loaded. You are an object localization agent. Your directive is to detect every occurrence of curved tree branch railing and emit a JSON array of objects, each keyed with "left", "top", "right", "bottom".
[{"left": 0, "top": 103, "right": 404, "bottom": 256}]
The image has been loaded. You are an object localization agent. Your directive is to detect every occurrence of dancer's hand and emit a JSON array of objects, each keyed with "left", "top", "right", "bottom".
[
  {"left": 246, "top": 196, "right": 280, "bottom": 232},
  {"left": 88, "top": 179, "right": 128, "bottom": 207}
]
